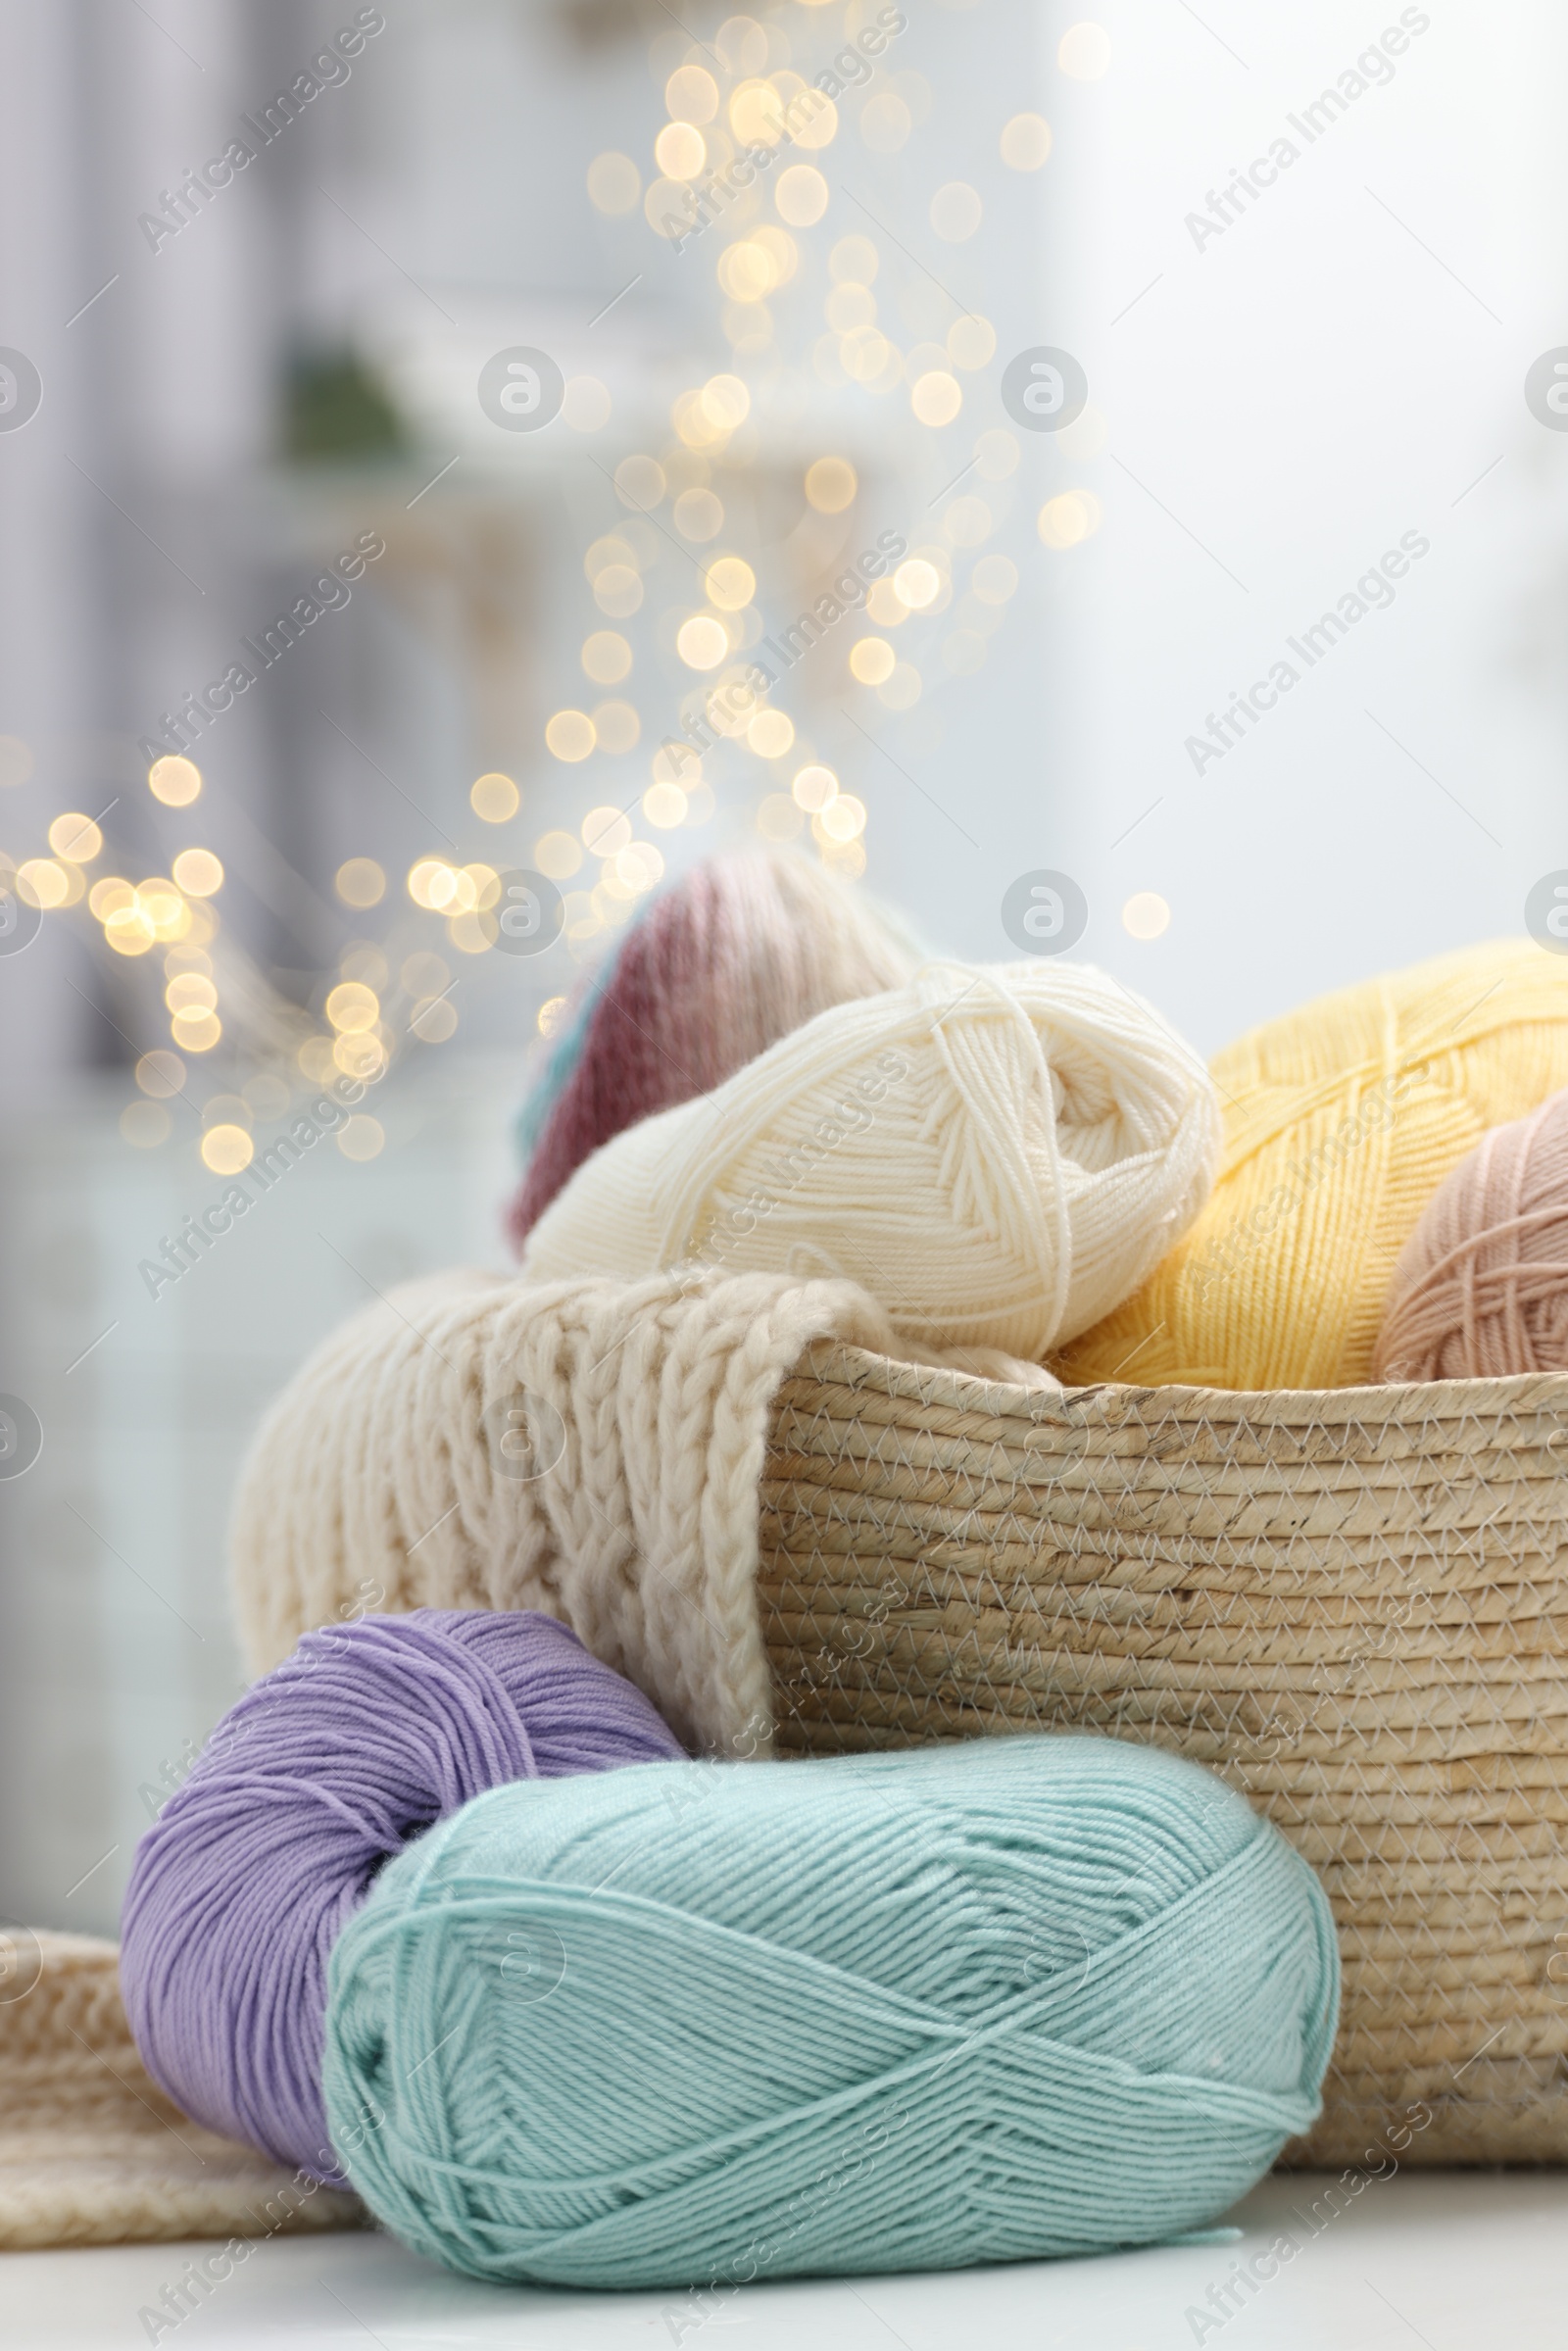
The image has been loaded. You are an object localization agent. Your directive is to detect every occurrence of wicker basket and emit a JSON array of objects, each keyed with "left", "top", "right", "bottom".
[{"left": 758, "top": 1342, "right": 1568, "bottom": 2166}]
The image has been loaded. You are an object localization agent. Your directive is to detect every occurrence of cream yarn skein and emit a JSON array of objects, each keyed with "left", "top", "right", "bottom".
[{"left": 521, "top": 959, "right": 1221, "bottom": 1362}]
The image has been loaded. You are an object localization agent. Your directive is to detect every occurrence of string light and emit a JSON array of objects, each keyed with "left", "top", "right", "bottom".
[
  {"left": 470, "top": 772, "right": 519, "bottom": 822},
  {"left": 172, "top": 849, "right": 223, "bottom": 897},
  {"left": 201, "top": 1124, "right": 253, "bottom": 1174},
  {"left": 16, "top": 858, "right": 70, "bottom": 908},
  {"left": 148, "top": 756, "right": 201, "bottom": 807},
  {"left": 545, "top": 710, "right": 596, "bottom": 760},
  {"left": 336, "top": 857, "right": 385, "bottom": 907},
  {"left": 805, "top": 457, "right": 857, "bottom": 513},
  {"left": 48, "top": 14, "right": 991, "bottom": 1134},
  {"left": 583, "top": 631, "right": 633, "bottom": 682},
  {"left": 49, "top": 813, "right": 102, "bottom": 862},
  {"left": 792, "top": 763, "right": 838, "bottom": 813},
  {"left": 534, "top": 831, "right": 583, "bottom": 880},
  {"left": 581, "top": 807, "right": 632, "bottom": 857}
]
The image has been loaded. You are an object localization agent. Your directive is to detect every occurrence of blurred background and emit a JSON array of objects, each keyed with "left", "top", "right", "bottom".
[{"left": 2, "top": 0, "right": 1566, "bottom": 1934}]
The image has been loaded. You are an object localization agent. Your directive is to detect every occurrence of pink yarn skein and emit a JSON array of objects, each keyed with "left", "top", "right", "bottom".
[
  {"left": 506, "top": 851, "right": 920, "bottom": 1251},
  {"left": 1372, "top": 1087, "right": 1568, "bottom": 1381}
]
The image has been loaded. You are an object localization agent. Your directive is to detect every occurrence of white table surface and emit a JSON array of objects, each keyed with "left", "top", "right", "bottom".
[{"left": 3, "top": 2171, "right": 1563, "bottom": 2350}]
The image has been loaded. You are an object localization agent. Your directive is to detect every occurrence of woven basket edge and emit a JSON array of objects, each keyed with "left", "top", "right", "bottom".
[{"left": 786, "top": 1339, "right": 1568, "bottom": 1433}]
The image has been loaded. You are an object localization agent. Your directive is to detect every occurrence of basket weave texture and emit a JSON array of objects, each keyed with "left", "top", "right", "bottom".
[{"left": 758, "top": 1342, "right": 1568, "bottom": 2166}]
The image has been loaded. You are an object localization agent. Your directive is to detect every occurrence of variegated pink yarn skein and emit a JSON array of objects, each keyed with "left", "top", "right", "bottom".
[
  {"left": 1372, "top": 1087, "right": 1568, "bottom": 1381},
  {"left": 505, "top": 851, "right": 920, "bottom": 1252}
]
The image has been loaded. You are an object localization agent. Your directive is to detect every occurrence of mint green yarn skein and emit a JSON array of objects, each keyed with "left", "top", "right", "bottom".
[{"left": 322, "top": 1737, "right": 1339, "bottom": 2287}]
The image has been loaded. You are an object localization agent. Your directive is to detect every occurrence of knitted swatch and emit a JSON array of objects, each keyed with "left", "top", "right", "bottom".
[
  {"left": 0, "top": 1933, "right": 363, "bottom": 2249},
  {"left": 228, "top": 1267, "right": 1025, "bottom": 1749}
]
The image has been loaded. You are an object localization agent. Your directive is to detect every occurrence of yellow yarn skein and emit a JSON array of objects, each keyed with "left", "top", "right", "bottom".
[{"left": 1055, "top": 940, "right": 1568, "bottom": 1394}]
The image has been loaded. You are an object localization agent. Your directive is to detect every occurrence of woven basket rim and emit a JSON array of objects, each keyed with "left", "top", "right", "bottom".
[{"left": 791, "top": 1340, "right": 1568, "bottom": 1428}]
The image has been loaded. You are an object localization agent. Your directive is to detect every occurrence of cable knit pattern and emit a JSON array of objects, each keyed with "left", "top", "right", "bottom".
[
  {"left": 230, "top": 1270, "right": 919, "bottom": 1754},
  {"left": 0, "top": 1933, "right": 363, "bottom": 2248}
]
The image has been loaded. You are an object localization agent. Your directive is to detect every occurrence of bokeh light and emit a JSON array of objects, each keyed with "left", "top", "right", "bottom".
[
  {"left": 816, "top": 794, "right": 866, "bottom": 843},
  {"left": 334, "top": 1032, "right": 387, "bottom": 1078},
  {"left": 165, "top": 972, "right": 216, "bottom": 1015},
  {"left": 860, "top": 94, "right": 910, "bottom": 152},
  {"left": 655, "top": 122, "right": 707, "bottom": 179},
  {"left": 704, "top": 556, "right": 756, "bottom": 611},
  {"left": 644, "top": 781, "right": 688, "bottom": 827},
  {"left": 545, "top": 709, "right": 597, "bottom": 760},
  {"left": 805, "top": 456, "right": 857, "bottom": 514},
  {"left": 674, "top": 488, "right": 724, "bottom": 540},
  {"left": 829, "top": 236, "right": 877, "bottom": 282},
  {"left": 666, "top": 65, "right": 719, "bottom": 123},
  {"left": 893, "top": 559, "right": 942, "bottom": 611},
  {"left": 948, "top": 317, "right": 997, "bottom": 369},
  {"left": 700, "top": 373, "right": 750, "bottom": 431},
  {"left": 677, "top": 614, "right": 729, "bottom": 669},
  {"left": 1002, "top": 113, "right": 1053, "bottom": 169},
  {"left": 137, "top": 879, "right": 189, "bottom": 941},
  {"left": 614, "top": 455, "right": 665, "bottom": 510},
  {"left": 757, "top": 793, "right": 803, "bottom": 842},
  {"left": 562, "top": 375, "right": 612, "bottom": 431},
  {"left": 172, "top": 1007, "right": 220, "bottom": 1052},
  {"left": 49, "top": 812, "right": 102, "bottom": 862},
  {"left": 337, "top": 1115, "right": 384, "bottom": 1161},
  {"left": 470, "top": 771, "right": 519, "bottom": 822},
  {"left": 335, "top": 857, "right": 385, "bottom": 907},
  {"left": 748, "top": 708, "right": 795, "bottom": 758},
  {"left": 1039, "top": 490, "right": 1102, "bottom": 550},
  {"left": 1059, "top": 23, "right": 1112, "bottom": 78},
  {"left": 534, "top": 831, "right": 583, "bottom": 880},
  {"left": 792, "top": 763, "right": 838, "bottom": 814},
  {"left": 16, "top": 858, "right": 69, "bottom": 909},
  {"left": 582, "top": 630, "right": 633, "bottom": 683},
  {"left": 581, "top": 806, "right": 632, "bottom": 857},
  {"left": 1123, "top": 891, "right": 1171, "bottom": 940},
  {"left": 121, "top": 1101, "right": 170, "bottom": 1148},
  {"left": 930, "top": 182, "right": 982, "bottom": 242},
  {"left": 591, "top": 701, "right": 638, "bottom": 754},
  {"left": 148, "top": 755, "right": 201, "bottom": 807},
  {"left": 172, "top": 848, "right": 222, "bottom": 897},
  {"left": 408, "top": 857, "right": 457, "bottom": 909},
  {"left": 587, "top": 151, "right": 641, "bottom": 213},
  {"left": 730, "top": 78, "right": 784, "bottom": 146},
  {"left": 593, "top": 563, "right": 642, "bottom": 617},
  {"left": 777, "top": 165, "right": 828, "bottom": 224},
  {"left": 135, "top": 1049, "right": 185, "bottom": 1099},
  {"left": 910, "top": 371, "right": 962, "bottom": 428},
  {"left": 972, "top": 555, "right": 1020, "bottom": 605},
  {"left": 201, "top": 1124, "right": 253, "bottom": 1175},
  {"left": 715, "top": 240, "right": 777, "bottom": 303},
  {"left": 325, "top": 981, "right": 379, "bottom": 1034}
]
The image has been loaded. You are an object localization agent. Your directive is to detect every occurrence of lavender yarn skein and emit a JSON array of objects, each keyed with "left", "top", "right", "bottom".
[{"left": 120, "top": 1610, "right": 685, "bottom": 2180}]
